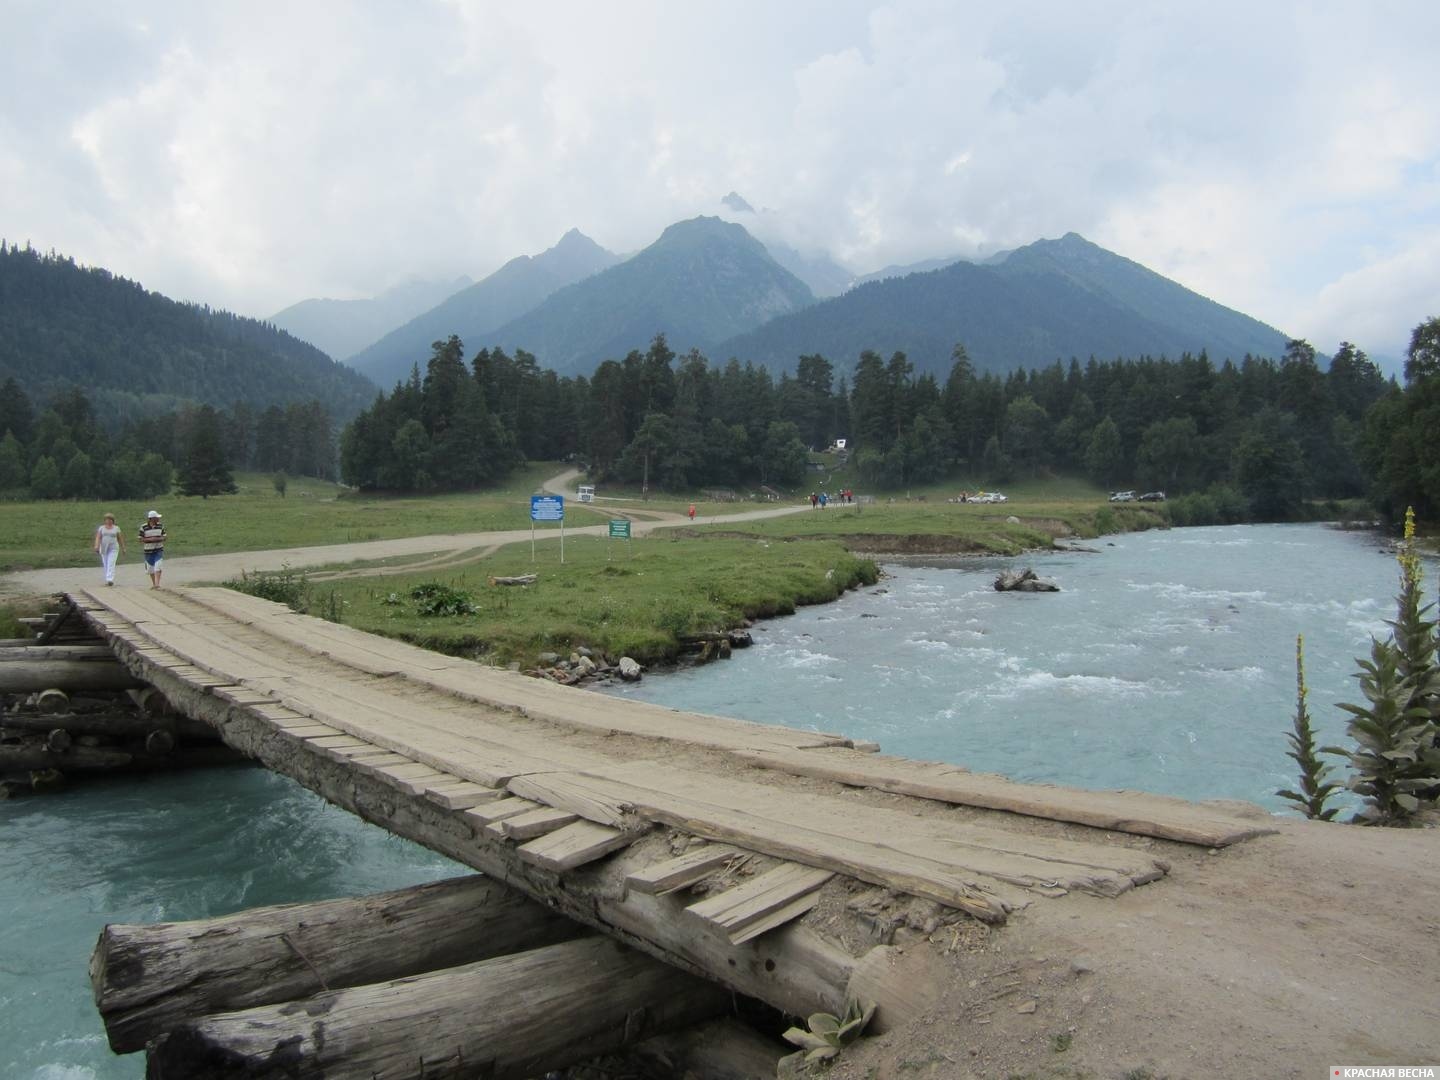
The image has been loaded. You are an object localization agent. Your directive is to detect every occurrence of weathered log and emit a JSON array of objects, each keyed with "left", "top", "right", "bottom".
[
  {"left": 0, "top": 741, "right": 132, "bottom": 771},
  {"left": 36, "top": 688, "right": 68, "bottom": 714},
  {"left": 45, "top": 728, "right": 73, "bottom": 753},
  {"left": 0, "top": 742, "right": 244, "bottom": 774},
  {"left": 489, "top": 573, "right": 538, "bottom": 586},
  {"left": 0, "top": 710, "right": 215, "bottom": 742},
  {"left": 145, "top": 936, "right": 730, "bottom": 1080},
  {"left": 93, "top": 874, "right": 582, "bottom": 1053},
  {"left": 0, "top": 661, "right": 143, "bottom": 693},
  {"left": 0, "top": 644, "right": 116, "bottom": 662},
  {"left": 129, "top": 686, "right": 176, "bottom": 717},
  {"left": 144, "top": 729, "right": 175, "bottom": 756}
]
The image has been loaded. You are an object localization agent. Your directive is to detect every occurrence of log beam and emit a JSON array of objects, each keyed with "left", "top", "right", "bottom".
[
  {"left": 0, "top": 710, "right": 215, "bottom": 742},
  {"left": 145, "top": 936, "right": 730, "bottom": 1080},
  {"left": 0, "top": 658, "right": 143, "bottom": 693},
  {"left": 93, "top": 874, "right": 581, "bottom": 1053}
]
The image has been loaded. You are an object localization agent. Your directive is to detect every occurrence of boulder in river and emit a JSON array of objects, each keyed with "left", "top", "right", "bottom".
[
  {"left": 618, "top": 657, "right": 643, "bottom": 681},
  {"left": 994, "top": 568, "right": 1060, "bottom": 592}
]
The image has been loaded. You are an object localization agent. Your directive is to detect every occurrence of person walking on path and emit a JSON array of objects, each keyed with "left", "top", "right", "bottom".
[
  {"left": 138, "top": 510, "right": 167, "bottom": 589},
  {"left": 93, "top": 513, "right": 125, "bottom": 586}
]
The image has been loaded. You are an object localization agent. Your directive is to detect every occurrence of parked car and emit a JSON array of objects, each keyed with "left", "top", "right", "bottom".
[
  {"left": 1108, "top": 490, "right": 1136, "bottom": 502},
  {"left": 1139, "top": 491, "right": 1167, "bottom": 502}
]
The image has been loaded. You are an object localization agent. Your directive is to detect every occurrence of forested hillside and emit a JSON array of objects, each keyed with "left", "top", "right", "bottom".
[
  {"left": 716, "top": 233, "right": 1292, "bottom": 378},
  {"left": 0, "top": 243, "right": 377, "bottom": 426}
]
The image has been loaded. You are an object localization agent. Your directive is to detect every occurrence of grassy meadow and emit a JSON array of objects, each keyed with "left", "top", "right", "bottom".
[{"left": 0, "top": 462, "right": 566, "bottom": 571}]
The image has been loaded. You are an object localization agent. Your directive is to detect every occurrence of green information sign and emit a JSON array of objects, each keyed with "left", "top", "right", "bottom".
[{"left": 608, "top": 519, "right": 631, "bottom": 539}]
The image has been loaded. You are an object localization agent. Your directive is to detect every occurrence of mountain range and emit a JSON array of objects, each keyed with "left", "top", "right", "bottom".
[
  {"left": 270, "top": 275, "right": 472, "bottom": 366},
  {"left": 715, "top": 232, "right": 1292, "bottom": 375},
  {"left": 345, "top": 229, "right": 621, "bottom": 388},
  {"left": 289, "top": 214, "right": 1292, "bottom": 385},
  {"left": 483, "top": 217, "right": 815, "bottom": 374}
]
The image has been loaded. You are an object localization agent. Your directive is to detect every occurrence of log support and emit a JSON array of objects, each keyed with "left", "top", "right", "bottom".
[
  {"left": 92, "top": 874, "right": 582, "bottom": 1053},
  {"left": 145, "top": 936, "right": 731, "bottom": 1080}
]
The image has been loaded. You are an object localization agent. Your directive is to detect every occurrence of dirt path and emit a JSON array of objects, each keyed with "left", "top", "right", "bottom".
[
  {"left": 831, "top": 813, "right": 1439, "bottom": 1079},
  {"left": 0, "top": 470, "right": 806, "bottom": 600}
]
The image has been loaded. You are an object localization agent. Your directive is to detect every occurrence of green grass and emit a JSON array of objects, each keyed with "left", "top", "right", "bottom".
[
  {"left": 0, "top": 461, "right": 566, "bottom": 571},
  {"left": 319, "top": 532, "right": 879, "bottom": 665}
]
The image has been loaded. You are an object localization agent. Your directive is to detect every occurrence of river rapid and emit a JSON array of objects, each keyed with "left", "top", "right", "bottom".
[
  {"left": 610, "top": 523, "right": 1417, "bottom": 809},
  {"left": 0, "top": 522, "right": 1420, "bottom": 1078}
]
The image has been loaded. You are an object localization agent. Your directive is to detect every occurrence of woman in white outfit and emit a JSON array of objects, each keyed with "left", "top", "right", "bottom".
[{"left": 93, "top": 512, "right": 125, "bottom": 585}]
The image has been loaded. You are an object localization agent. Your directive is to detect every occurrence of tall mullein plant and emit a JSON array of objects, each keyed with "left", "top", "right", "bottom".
[
  {"left": 1326, "top": 508, "right": 1440, "bottom": 823},
  {"left": 1277, "top": 635, "right": 1340, "bottom": 820}
]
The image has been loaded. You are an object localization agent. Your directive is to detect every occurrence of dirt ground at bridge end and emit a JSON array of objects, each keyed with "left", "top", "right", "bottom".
[{"left": 824, "top": 814, "right": 1439, "bottom": 1080}]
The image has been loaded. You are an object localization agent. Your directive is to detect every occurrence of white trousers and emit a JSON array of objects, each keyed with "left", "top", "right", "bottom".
[{"left": 100, "top": 545, "right": 119, "bottom": 583}]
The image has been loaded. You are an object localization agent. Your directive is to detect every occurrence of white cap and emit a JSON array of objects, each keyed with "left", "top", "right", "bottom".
[{"left": 147, "top": 510, "right": 161, "bottom": 518}]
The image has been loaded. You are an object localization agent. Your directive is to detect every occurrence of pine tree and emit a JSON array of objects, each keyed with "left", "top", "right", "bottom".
[{"left": 178, "top": 405, "right": 237, "bottom": 498}]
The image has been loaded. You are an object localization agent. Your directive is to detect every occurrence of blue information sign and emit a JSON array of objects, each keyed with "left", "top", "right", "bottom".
[{"left": 530, "top": 495, "right": 564, "bottom": 522}]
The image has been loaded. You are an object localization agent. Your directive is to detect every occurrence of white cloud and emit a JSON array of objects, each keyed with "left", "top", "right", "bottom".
[{"left": 1, "top": 0, "right": 1436, "bottom": 351}]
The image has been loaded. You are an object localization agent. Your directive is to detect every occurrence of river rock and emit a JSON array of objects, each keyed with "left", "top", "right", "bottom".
[
  {"left": 994, "top": 568, "right": 1060, "bottom": 592},
  {"left": 618, "top": 657, "right": 643, "bottom": 681},
  {"left": 576, "top": 655, "right": 597, "bottom": 676},
  {"left": 727, "top": 629, "right": 754, "bottom": 648},
  {"left": 537, "top": 651, "right": 560, "bottom": 665}
]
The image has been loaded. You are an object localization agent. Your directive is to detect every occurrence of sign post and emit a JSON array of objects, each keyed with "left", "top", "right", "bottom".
[
  {"left": 530, "top": 495, "right": 565, "bottom": 563},
  {"left": 607, "top": 518, "right": 631, "bottom": 560}
]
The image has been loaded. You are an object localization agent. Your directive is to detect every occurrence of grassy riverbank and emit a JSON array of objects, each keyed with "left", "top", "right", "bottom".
[{"left": 299, "top": 533, "right": 878, "bottom": 664}]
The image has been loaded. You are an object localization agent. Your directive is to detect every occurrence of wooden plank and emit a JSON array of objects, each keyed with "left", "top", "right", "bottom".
[
  {"left": 463, "top": 797, "right": 540, "bottom": 830},
  {"left": 506, "top": 772, "right": 633, "bottom": 828},
  {"left": 626, "top": 845, "right": 746, "bottom": 896},
  {"left": 734, "top": 747, "right": 1274, "bottom": 848},
  {"left": 729, "top": 892, "right": 824, "bottom": 945},
  {"left": 518, "top": 820, "right": 632, "bottom": 872},
  {"left": 387, "top": 769, "right": 455, "bottom": 797},
  {"left": 686, "top": 864, "right": 833, "bottom": 943},
  {"left": 353, "top": 752, "right": 415, "bottom": 771},
  {"left": 497, "top": 806, "right": 578, "bottom": 842},
  {"left": 275, "top": 723, "right": 343, "bottom": 739},
  {"left": 424, "top": 782, "right": 505, "bottom": 810}
]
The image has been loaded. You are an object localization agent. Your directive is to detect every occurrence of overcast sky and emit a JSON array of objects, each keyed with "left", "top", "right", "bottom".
[{"left": 3, "top": 1, "right": 1437, "bottom": 360}]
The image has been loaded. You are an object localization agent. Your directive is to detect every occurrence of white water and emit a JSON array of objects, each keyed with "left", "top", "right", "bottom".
[{"left": 609, "top": 524, "right": 1418, "bottom": 810}]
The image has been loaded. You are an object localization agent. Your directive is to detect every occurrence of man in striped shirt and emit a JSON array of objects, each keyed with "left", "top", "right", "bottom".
[{"left": 139, "top": 510, "right": 167, "bottom": 589}]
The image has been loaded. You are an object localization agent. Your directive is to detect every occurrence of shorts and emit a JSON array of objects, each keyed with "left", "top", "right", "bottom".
[{"left": 144, "top": 550, "right": 164, "bottom": 571}]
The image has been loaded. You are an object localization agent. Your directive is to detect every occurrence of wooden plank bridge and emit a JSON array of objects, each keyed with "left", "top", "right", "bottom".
[{"left": 34, "top": 585, "right": 1276, "bottom": 1075}]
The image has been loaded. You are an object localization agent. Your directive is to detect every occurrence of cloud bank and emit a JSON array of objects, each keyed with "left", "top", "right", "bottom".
[{"left": 2, "top": 0, "right": 1436, "bottom": 358}]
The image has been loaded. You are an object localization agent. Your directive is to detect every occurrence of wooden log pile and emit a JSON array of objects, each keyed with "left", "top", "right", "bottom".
[
  {"left": 93, "top": 875, "right": 764, "bottom": 1079},
  {"left": 1, "top": 619, "right": 237, "bottom": 795}
]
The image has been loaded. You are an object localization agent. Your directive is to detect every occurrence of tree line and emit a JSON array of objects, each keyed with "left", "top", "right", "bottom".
[
  {"left": 0, "top": 376, "right": 337, "bottom": 501},
  {"left": 338, "top": 326, "right": 1421, "bottom": 522}
]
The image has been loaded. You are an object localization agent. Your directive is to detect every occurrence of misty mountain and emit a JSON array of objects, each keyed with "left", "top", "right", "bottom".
[
  {"left": 270, "top": 275, "right": 472, "bottom": 364},
  {"left": 488, "top": 217, "right": 815, "bottom": 375},
  {"left": 346, "top": 229, "right": 620, "bottom": 389},
  {"left": 715, "top": 232, "right": 1293, "bottom": 377},
  {"left": 851, "top": 254, "right": 966, "bottom": 287},
  {"left": 0, "top": 243, "right": 377, "bottom": 424},
  {"left": 763, "top": 241, "right": 853, "bottom": 298},
  {"left": 720, "top": 191, "right": 756, "bottom": 213}
]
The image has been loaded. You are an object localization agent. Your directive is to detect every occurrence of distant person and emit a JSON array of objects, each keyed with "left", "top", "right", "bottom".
[
  {"left": 93, "top": 512, "right": 125, "bottom": 586},
  {"left": 819, "top": 491, "right": 828, "bottom": 508},
  {"left": 139, "top": 510, "right": 167, "bottom": 589},
  {"left": 810, "top": 492, "right": 818, "bottom": 509},
  {"left": 687, "top": 503, "right": 696, "bottom": 521}
]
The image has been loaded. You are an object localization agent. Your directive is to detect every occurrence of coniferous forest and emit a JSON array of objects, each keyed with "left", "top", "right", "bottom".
[{"left": 336, "top": 321, "right": 1440, "bottom": 525}]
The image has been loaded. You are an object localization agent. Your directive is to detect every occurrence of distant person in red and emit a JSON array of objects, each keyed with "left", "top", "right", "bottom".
[
  {"left": 139, "top": 510, "right": 167, "bottom": 589},
  {"left": 688, "top": 503, "right": 696, "bottom": 521},
  {"left": 810, "top": 492, "right": 818, "bottom": 508}
]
